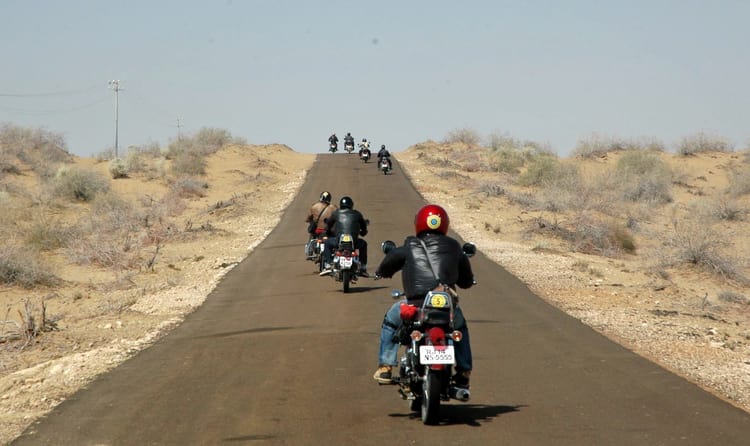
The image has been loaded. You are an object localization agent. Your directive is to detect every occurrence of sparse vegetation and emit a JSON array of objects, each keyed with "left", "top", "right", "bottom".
[
  {"left": 443, "top": 128, "right": 481, "bottom": 146},
  {"left": 573, "top": 134, "right": 665, "bottom": 158},
  {"left": 0, "top": 245, "right": 59, "bottom": 288},
  {"left": 51, "top": 165, "right": 110, "bottom": 201},
  {"left": 613, "top": 151, "right": 673, "bottom": 204},
  {"left": 663, "top": 218, "right": 744, "bottom": 283},
  {"left": 108, "top": 157, "right": 128, "bottom": 179},
  {"left": 677, "top": 132, "right": 733, "bottom": 155}
]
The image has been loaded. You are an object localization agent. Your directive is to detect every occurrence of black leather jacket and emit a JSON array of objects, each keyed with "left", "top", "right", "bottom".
[
  {"left": 375, "top": 232, "right": 473, "bottom": 302},
  {"left": 325, "top": 208, "right": 368, "bottom": 241}
]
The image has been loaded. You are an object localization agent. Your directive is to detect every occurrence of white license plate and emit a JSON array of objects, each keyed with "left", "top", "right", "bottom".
[
  {"left": 340, "top": 257, "right": 353, "bottom": 268},
  {"left": 419, "top": 345, "right": 455, "bottom": 364}
]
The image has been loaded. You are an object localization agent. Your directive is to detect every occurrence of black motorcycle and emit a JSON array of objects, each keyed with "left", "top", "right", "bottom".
[{"left": 380, "top": 240, "right": 476, "bottom": 424}]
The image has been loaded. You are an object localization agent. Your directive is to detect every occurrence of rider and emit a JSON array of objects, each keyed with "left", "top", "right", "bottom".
[
  {"left": 344, "top": 132, "right": 355, "bottom": 151},
  {"left": 328, "top": 133, "right": 339, "bottom": 151},
  {"left": 377, "top": 144, "right": 392, "bottom": 170},
  {"left": 305, "top": 191, "right": 337, "bottom": 258},
  {"left": 320, "top": 196, "right": 369, "bottom": 277},
  {"left": 372, "top": 204, "right": 474, "bottom": 388},
  {"left": 358, "top": 138, "right": 371, "bottom": 157}
]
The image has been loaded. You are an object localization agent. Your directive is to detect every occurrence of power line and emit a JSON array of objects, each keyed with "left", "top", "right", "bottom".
[
  {"left": 0, "top": 96, "right": 109, "bottom": 115},
  {"left": 0, "top": 84, "right": 101, "bottom": 97}
]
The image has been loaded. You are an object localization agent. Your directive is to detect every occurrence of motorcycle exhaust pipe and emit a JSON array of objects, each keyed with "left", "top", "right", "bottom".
[{"left": 449, "top": 386, "right": 470, "bottom": 402}]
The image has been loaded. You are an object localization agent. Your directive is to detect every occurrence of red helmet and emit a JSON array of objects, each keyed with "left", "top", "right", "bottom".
[{"left": 415, "top": 204, "right": 449, "bottom": 235}]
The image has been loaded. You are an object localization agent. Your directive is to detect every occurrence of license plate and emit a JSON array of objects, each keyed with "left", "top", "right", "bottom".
[
  {"left": 340, "top": 257, "right": 353, "bottom": 268},
  {"left": 419, "top": 345, "right": 455, "bottom": 364}
]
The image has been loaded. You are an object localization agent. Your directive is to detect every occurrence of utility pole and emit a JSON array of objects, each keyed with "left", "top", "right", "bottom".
[
  {"left": 108, "top": 80, "right": 123, "bottom": 158},
  {"left": 176, "top": 116, "right": 183, "bottom": 141}
]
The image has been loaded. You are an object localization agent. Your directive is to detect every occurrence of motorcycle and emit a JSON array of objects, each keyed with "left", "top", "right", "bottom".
[
  {"left": 330, "top": 233, "right": 361, "bottom": 293},
  {"left": 380, "top": 240, "right": 476, "bottom": 425},
  {"left": 379, "top": 157, "right": 392, "bottom": 175},
  {"left": 306, "top": 233, "right": 328, "bottom": 272},
  {"left": 329, "top": 142, "right": 338, "bottom": 153},
  {"left": 345, "top": 141, "right": 355, "bottom": 154},
  {"left": 360, "top": 148, "right": 371, "bottom": 163}
]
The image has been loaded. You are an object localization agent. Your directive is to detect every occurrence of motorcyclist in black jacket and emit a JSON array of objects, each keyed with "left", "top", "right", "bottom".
[
  {"left": 328, "top": 133, "right": 339, "bottom": 151},
  {"left": 320, "top": 196, "right": 370, "bottom": 277},
  {"left": 377, "top": 144, "right": 392, "bottom": 170},
  {"left": 372, "top": 204, "right": 474, "bottom": 387},
  {"left": 344, "top": 132, "right": 355, "bottom": 152}
]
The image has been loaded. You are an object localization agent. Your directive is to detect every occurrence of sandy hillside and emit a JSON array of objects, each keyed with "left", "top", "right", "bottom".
[
  {"left": 1, "top": 140, "right": 749, "bottom": 444},
  {"left": 0, "top": 144, "right": 313, "bottom": 444}
]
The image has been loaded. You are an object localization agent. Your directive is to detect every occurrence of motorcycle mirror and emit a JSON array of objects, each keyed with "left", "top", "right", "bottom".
[
  {"left": 391, "top": 290, "right": 403, "bottom": 299},
  {"left": 462, "top": 242, "right": 477, "bottom": 257},
  {"left": 381, "top": 240, "right": 396, "bottom": 254}
]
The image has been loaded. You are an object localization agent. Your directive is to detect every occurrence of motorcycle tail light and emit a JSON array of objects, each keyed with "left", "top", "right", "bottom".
[
  {"left": 410, "top": 330, "right": 423, "bottom": 341},
  {"left": 427, "top": 327, "right": 446, "bottom": 345},
  {"left": 451, "top": 330, "right": 462, "bottom": 342}
]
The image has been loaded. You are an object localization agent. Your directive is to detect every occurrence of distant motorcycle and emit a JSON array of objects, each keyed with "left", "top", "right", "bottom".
[
  {"left": 380, "top": 240, "right": 477, "bottom": 425},
  {"left": 379, "top": 157, "right": 392, "bottom": 175},
  {"left": 345, "top": 141, "right": 355, "bottom": 154},
  {"left": 329, "top": 142, "right": 338, "bottom": 153},
  {"left": 330, "top": 233, "right": 361, "bottom": 293},
  {"left": 360, "top": 148, "right": 371, "bottom": 163}
]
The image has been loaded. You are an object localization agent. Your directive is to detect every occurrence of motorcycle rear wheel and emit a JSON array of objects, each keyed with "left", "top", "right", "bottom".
[
  {"left": 422, "top": 372, "right": 441, "bottom": 425},
  {"left": 342, "top": 270, "right": 351, "bottom": 293}
]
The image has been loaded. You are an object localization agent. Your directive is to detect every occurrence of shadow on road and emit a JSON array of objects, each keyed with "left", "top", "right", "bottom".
[{"left": 389, "top": 404, "right": 525, "bottom": 426}]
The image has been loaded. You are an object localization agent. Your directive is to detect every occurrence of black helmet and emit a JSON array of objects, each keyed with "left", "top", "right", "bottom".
[
  {"left": 362, "top": 138, "right": 366, "bottom": 142},
  {"left": 340, "top": 196, "right": 353, "bottom": 209},
  {"left": 346, "top": 132, "right": 351, "bottom": 136},
  {"left": 319, "top": 191, "right": 332, "bottom": 204},
  {"left": 381, "top": 144, "right": 386, "bottom": 150}
]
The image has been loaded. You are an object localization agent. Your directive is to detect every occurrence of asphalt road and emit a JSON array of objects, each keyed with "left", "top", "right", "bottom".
[{"left": 13, "top": 153, "right": 750, "bottom": 445}]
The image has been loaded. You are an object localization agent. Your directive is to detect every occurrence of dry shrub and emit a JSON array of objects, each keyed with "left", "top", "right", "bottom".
[
  {"left": 663, "top": 218, "right": 745, "bottom": 282},
  {"left": 166, "top": 127, "right": 246, "bottom": 159},
  {"left": 51, "top": 165, "right": 110, "bottom": 201},
  {"left": 170, "top": 177, "right": 209, "bottom": 198},
  {"left": 529, "top": 214, "right": 635, "bottom": 257},
  {"left": 696, "top": 197, "right": 747, "bottom": 222},
  {"left": 677, "top": 132, "right": 733, "bottom": 155},
  {"left": 171, "top": 151, "right": 206, "bottom": 176},
  {"left": 0, "top": 245, "right": 59, "bottom": 288},
  {"left": 573, "top": 134, "right": 665, "bottom": 159},
  {"left": 443, "top": 128, "right": 481, "bottom": 146},
  {"left": 569, "top": 215, "right": 635, "bottom": 256},
  {"left": 488, "top": 148, "right": 526, "bottom": 174},
  {"left": 25, "top": 213, "right": 74, "bottom": 251},
  {"left": 613, "top": 151, "right": 672, "bottom": 204},
  {"left": 64, "top": 193, "right": 145, "bottom": 269},
  {"left": 718, "top": 291, "right": 749, "bottom": 305},
  {"left": 108, "top": 157, "right": 128, "bottom": 179},
  {"left": 727, "top": 166, "right": 750, "bottom": 196},
  {"left": 476, "top": 182, "right": 505, "bottom": 197},
  {"left": 0, "top": 123, "right": 72, "bottom": 165}
]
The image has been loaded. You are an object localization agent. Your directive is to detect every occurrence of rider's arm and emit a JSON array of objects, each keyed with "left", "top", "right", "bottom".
[
  {"left": 375, "top": 246, "right": 407, "bottom": 278},
  {"left": 456, "top": 254, "right": 474, "bottom": 289}
]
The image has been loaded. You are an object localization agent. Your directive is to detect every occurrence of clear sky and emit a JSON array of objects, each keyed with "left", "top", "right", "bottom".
[{"left": 1, "top": 0, "right": 748, "bottom": 157}]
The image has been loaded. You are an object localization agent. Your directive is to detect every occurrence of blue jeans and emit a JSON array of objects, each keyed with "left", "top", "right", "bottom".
[{"left": 378, "top": 300, "right": 472, "bottom": 372}]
